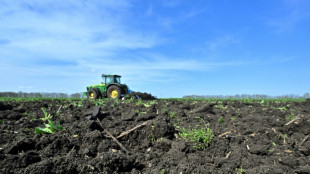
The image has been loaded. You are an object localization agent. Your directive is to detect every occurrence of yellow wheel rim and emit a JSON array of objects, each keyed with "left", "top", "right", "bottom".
[
  {"left": 89, "top": 92, "right": 94, "bottom": 99},
  {"left": 110, "top": 89, "right": 118, "bottom": 98}
]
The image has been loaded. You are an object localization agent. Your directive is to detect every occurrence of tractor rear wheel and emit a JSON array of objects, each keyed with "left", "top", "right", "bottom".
[
  {"left": 87, "top": 88, "right": 99, "bottom": 99},
  {"left": 107, "top": 85, "right": 121, "bottom": 99}
]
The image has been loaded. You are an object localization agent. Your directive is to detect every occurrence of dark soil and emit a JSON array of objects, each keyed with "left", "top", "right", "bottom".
[
  {"left": 0, "top": 99, "right": 310, "bottom": 174},
  {"left": 125, "top": 92, "right": 157, "bottom": 100}
]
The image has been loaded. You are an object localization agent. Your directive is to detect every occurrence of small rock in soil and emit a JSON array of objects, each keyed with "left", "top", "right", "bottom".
[
  {"left": 84, "top": 148, "right": 90, "bottom": 154},
  {"left": 7, "top": 138, "right": 36, "bottom": 154},
  {"left": 0, "top": 102, "right": 12, "bottom": 110},
  {"left": 154, "top": 139, "right": 171, "bottom": 152},
  {"left": 121, "top": 109, "right": 136, "bottom": 121},
  {"left": 19, "top": 152, "right": 41, "bottom": 167},
  {"left": 92, "top": 106, "right": 101, "bottom": 116},
  {"left": 294, "top": 166, "right": 310, "bottom": 174},
  {"left": 248, "top": 144, "right": 270, "bottom": 155},
  {"left": 84, "top": 106, "right": 107, "bottom": 120},
  {"left": 88, "top": 121, "right": 102, "bottom": 131},
  {"left": 135, "top": 114, "right": 155, "bottom": 122},
  {"left": 279, "top": 156, "right": 298, "bottom": 168},
  {"left": 190, "top": 103, "right": 215, "bottom": 114},
  {"left": 299, "top": 146, "right": 310, "bottom": 156}
]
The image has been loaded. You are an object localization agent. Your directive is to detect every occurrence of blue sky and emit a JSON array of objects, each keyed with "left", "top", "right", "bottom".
[{"left": 0, "top": 0, "right": 309, "bottom": 98}]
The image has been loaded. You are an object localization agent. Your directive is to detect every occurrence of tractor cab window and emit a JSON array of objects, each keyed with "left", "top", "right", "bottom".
[
  {"left": 105, "top": 77, "right": 113, "bottom": 84},
  {"left": 115, "top": 77, "right": 121, "bottom": 83}
]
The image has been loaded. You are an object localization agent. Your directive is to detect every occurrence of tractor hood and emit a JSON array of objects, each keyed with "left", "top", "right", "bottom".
[{"left": 87, "top": 83, "right": 105, "bottom": 90}]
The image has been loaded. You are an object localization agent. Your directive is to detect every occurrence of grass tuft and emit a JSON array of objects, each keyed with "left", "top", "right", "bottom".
[{"left": 179, "top": 127, "right": 214, "bottom": 149}]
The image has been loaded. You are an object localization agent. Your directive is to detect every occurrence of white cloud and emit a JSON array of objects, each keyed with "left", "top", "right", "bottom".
[
  {"left": 0, "top": 0, "right": 162, "bottom": 67},
  {"left": 162, "top": 0, "right": 180, "bottom": 8},
  {"left": 267, "top": 0, "right": 310, "bottom": 33},
  {"left": 205, "top": 35, "right": 241, "bottom": 51},
  {"left": 145, "top": 4, "right": 153, "bottom": 17},
  {"left": 19, "top": 86, "right": 33, "bottom": 89},
  {"left": 0, "top": 0, "right": 258, "bottom": 94}
]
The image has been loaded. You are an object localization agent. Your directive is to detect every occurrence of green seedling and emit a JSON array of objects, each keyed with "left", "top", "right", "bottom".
[
  {"left": 144, "top": 103, "right": 151, "bottom": 107},
  {"left": 0, "top": 120, "right": 3, "bottom": 124},
  {"left": 235, "top": 167, "right": 245, "bottom": 174},
  {"left": 151, "top": 124, "right": 156, "bottom": 131},
  {"left": 93, "top": 99, "right": 108, "bottom": 106},
  {"left": 282, "top": 134, "right": 288, "bottom": 144},
  {"left": 216, "top": 104, "right": 228, "bottom": 110},
  {"left": 218, "top": 116, "right": 224, "bottom": 124},
  {"left": 268, "top": 142, "right": 277, "bottom": 153},
  {"left": 149, "top": 100, "right": 157, "bottom": 105},
  {"left": 72, "top": 101, "right": 83, "bottom": 107},
  {"left": 30, "top": 118, "right": 37, "bottom": 122},
  {"left": 286, "top": 115, "right": 296, "bottom": 121},
  {"left": 136, "top": 99, "right": 143, "bottom": 105},
  {"left": 267, "top": 148, "right": 274, "bottom": 153},
  {"left": 22, "top": 112, "right": 29, "bottom": 116},
  {"left": 179, "top": 127, "right": 214, "bottom": 149},
  {"left": 21, "top": 127, "right": 32, "bottom": 132},
  {"left": 169, "top": 111, "right": 177, "bottom": 118},
  {"left": 123, "top": 97, "right": 135, "bottom": 104},
  {"left": 173, "top": 119, "right": 181, "bottom": 129},
  {"left": 260, "top": 100, "right": 265, "bottom": 106},
  {"left": 144, "top": 100, "right": 157, "bottom": 107},
  {"left": 161, "top": 169, "right": 166, "bottom": 174},
  {"left": 277, "top": 107, "right": 287, "bottom": 111},
  {"left": 136, "top": 110, "right": 146, "bottom": 116},
  {"left": 231, "top": 116, "right": 236, "bottom": 121},
  {"left": 40, "top": 107, "right": 52, "bottom": 121},
  {"left": 157, "top": 137, "right": 166, "bottom": 142},
  {"left": 110, "top": 99, "right": 119, "bottom": 107},
  {"left": 35, "top": 119, "right": 65, "bottom": 134},
  {"left": 148, "top": 134, "right": 156, "bottom": 143},
  {"left": 35, "top": 108, "right": 65, "bottom": 134},
  {"left": 161, "top": 108, "right": 169, "bottom": 114}
]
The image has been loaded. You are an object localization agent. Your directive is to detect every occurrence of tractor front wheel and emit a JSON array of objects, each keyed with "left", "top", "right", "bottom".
[
  {"left": 87, "top": 88, "right": 99, "bottom": 99},
  {"left": 107, "top": 85, "right": 121, "bottom": 99}
]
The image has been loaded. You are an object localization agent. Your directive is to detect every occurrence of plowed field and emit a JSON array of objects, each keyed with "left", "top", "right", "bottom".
[{"left": 0, "top": 98, "right": 310, "bottom": 174}]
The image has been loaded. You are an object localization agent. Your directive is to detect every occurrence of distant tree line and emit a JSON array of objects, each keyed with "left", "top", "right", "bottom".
[
  {"left": 0, "top": 92, "right": 84, "bottom": 98},
  {"left": 183, "top": 93, "right": 310, "bottom": 99},
  {"left": 1, "top": 91, "right": 310, "bottom": 99}
]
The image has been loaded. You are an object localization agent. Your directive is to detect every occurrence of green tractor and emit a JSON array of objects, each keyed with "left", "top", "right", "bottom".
[{"left": 84, "top": 74, "right": 129, "bottom": 99}]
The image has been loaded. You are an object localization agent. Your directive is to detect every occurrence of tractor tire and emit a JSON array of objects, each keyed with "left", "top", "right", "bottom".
[
  {"left": 87, "top": 88, "right": 99, "bottom": 99},
  {"left": 107, "top": 85, "right": 121, "bottom": 99}
]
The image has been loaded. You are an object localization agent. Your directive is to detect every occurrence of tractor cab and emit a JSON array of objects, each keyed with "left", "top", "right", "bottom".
[{"left": 102, "top": 74, "right": 121, "bottom": 84}]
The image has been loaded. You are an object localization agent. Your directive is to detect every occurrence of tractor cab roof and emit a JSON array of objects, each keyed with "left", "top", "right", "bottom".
[{"left": 102, "top": 74, "right": 121, "bottom": 78}]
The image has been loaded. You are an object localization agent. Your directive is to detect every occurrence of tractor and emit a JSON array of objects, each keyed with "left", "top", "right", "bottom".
[{"left": 84, "top": 74, "right": 129, "bottom": 99}]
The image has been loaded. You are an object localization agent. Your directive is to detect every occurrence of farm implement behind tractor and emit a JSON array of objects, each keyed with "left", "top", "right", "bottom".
[{"left": 83, "top": 74, "right": 156, "bottom": 100}]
